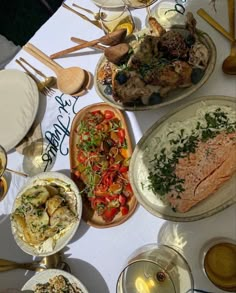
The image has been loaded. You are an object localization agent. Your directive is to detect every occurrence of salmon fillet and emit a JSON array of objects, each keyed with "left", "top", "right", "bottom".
[{"left": 167, "top": 131, "right": 236, "bottom": 212}]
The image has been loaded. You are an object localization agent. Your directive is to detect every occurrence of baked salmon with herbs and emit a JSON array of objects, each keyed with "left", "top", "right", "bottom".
[
  {"left": 167, "top": 131, "right": 236, "bottom": 212},
  {"left": 147, "top": 107, "right": 236, "bottom": 212}
]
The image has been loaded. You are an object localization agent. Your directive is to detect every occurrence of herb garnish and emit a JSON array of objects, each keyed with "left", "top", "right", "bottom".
[{"left": 146, "top": 108, "right": 236, "bottom": 198}]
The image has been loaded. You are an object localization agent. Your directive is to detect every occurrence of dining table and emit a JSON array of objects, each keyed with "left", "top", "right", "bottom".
[{"left": 0, "top": 0, "right": 236, "bottom": 292}]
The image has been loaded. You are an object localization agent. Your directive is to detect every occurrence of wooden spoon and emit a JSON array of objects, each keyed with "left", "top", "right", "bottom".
[
  {"left": 222, "top": 0, "right": 236, "bottom": 75},
  {"left": 71, "top": 37, "right": 130, "bottom": 64},
  {"left": 23, "top": 43, "right": 86, "bottom": 95},
  {"left": 50, "top": 29, "right": 127, "bottom": 59}
]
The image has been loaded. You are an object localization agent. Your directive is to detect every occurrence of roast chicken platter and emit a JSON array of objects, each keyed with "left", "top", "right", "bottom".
[{"left": 97, "top": 13, "right": 212, "bottom": 107}]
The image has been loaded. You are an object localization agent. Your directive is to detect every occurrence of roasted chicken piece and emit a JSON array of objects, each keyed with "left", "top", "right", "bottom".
[
  {"left": 159, "top": 30, "right": 189, "bottom": 59},
  {"left": 128, "top": 35, "right": 159, "bottom": 69},
  {"left": 148, "top": 16, "right": 166, "bottom": 37},
  {"left": 97, "top": 61, "right": 116, "bottom": 85},
  {"left": 112, "top": 70, "right": 153, "bottom": 103},
  {"left": 189, "top": 41, "right": 209, "bottom": 69}
]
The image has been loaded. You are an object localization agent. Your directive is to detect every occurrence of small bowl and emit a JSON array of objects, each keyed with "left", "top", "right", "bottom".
[
  {"left": 22, "top": 269, "right": 89, "bottom": 293},
  {"left": 11, "top": 171, "right": 82, "bottom": 256},
  {"left": 200, "top": 237, "right": 236, "bottom": 292}
]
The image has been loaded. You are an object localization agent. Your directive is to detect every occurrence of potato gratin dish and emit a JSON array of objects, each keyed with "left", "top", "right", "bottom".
[{"left": 11, "top": 178, "right": 78, "bottom": 252}]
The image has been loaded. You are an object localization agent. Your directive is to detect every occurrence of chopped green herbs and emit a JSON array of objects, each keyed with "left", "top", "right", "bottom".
[{"left": 146, "top": 108, "right": 236, "bottom": 197}]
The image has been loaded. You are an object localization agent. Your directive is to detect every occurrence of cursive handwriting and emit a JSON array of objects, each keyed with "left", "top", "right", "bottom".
[{"left": 41, "top": 93, "right": 80, "bottom": 171}]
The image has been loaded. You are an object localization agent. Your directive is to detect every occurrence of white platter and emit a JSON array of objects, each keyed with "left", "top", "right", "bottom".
[
  {"left": 92, "top": 0, "right": 124, "bottom": 8},
  {"left": 22, "top": 269, "right": 89, "bottom": 293},
  {"left": 0, "top": 69, "right": 39, "bottom": 151},
  {"left": 129, "top": 96, "right": 236, "bottom": 221},
  {"left": 11, "top": 171, "right": 82, "bottom": 256}
]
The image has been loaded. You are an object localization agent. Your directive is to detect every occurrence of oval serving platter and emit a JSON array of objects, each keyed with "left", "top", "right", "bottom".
[
  {"left": 129, "top": 96, "right": 236, "bottom": 222},
  {"left": 69, "top": 102, "right": 137, "bottom": 228},
  {"left": 11, "top": 171, "right": 82, "bottom": 256},
  {"left": 94, "top": 26, "right": 216, "bottom": 111},
  {"left": 22, "top": 269, "right": 89, "bottom": 293}
]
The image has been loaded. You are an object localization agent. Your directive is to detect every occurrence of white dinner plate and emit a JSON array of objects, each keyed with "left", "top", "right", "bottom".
[
  {"left": 129, "top": 95, "right": 236, "bottom": 221},
  {"left": 22, "top": 269, "right": 89, "bottom": 293},
  {"left": 92, "top": 0, "right": 124, "bottom": 8},
  {"left": 0, "top": 69, "right": 39, "bottom": 151},
  {"left": 11, "top": 171, "right": 82, "bottom": 256}
]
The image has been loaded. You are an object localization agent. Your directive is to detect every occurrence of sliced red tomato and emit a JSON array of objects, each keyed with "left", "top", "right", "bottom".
[
  {"left": 119, "top": 195, "right": 127, "bottom": 206},
  {"left": 117, "top": 128, "right": 125, "bottom": 144},
  {"left": 119, "top": 166, "right": 128, "bottom": 173},
  {"left": 102, "top": 207, "right": 119, "bottom": 222},
  {"left": 120, "top": 206, "right": 129, "bottom": 216},
  {"left": 102, "top": 171, "right": 116, "bottom": 186},
  {"left": 104, "top": 110, "right": 115, "bottom": 120},
  {"left": 123, "top": 183, "right": 133, "bottom": 197},
  {"left": 77, "top": 151, "right": 87, "bottom": 163}
]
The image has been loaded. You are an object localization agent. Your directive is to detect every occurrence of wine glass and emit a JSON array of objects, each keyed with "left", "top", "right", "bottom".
[
  {"left": 99, "top": 5, "right": 135, "bottom": 36},
  {"left": 122, "top": 0, "right": 159, "bottom": 9},
  {"left": 116, "top": 243, "right": 194, "bottom": 293},
  {"left": 0, "top": 144, "right": 28, "bottom": 177}
]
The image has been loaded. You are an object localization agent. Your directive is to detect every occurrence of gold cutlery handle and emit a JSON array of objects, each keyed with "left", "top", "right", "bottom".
[
  {"left": 15, "top": 59, "right": 39, "bottom": 83},
  {"left": 0, "top": 259, "right": 44, "bottom": 272},
  {"left": 72, "top": 3, "right": 94, "bottom": 15},
  {"left": 19, "top": 57, "right": 47, "bottom": 78},
  {"left": 6, "top": 167, "right": 28, "bottom": 178},
  {"left": 197, "top": 8, "right": 235, "bottom": 42},
  {"left": 228, "top": 0, "right": 235, "bottom": 37},
  {"left": 62, "top": 3, "right": 102, "bottom": 29}
]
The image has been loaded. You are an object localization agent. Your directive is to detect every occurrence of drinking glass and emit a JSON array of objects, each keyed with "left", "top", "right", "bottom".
[
  {"left": 200, "top": 237, "right": 236, "bottom": 292},
  {"left": 116, "top": 243, "right": 194, "bottom": 293},
  {"left": 22, "top": 140, "right": 56, "bottom": 176},
  {"left": 0, "top": 144, "right": 28, "bottom": 177},
  {"left": 99, "top": 5, "right": 135, "bottom": 36},
  {"left": 122, "top": 0, "right": 158, "bottom": 9}
]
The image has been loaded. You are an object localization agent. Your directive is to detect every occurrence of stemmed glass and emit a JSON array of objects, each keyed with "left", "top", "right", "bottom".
[
  {"left": 116, "top": 243, "right": 194, "bottom": 293},
  {"left": 0, "top": 145, "right": 28, "bottom": 178},
  {"left": 122, "top": 0, "right": 159, "bottom": 9}
]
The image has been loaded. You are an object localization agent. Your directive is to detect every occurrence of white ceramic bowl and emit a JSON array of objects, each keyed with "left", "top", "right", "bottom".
[{"left": 11, "top": 171, "right": 82, "bottom": 256}]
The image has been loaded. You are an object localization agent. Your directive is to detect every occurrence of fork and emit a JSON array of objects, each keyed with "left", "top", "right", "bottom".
[
  {"left": 62, "top": 3, "right": 102, "bottom": 29},
  {"left": 15, "top": 59, "right": 55, "bottom": 97}
]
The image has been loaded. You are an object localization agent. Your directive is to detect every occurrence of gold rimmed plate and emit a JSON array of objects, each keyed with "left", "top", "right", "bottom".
[
  {"left": 94, "top": 26, "right": 216, "bottom": 111},
  {"left": 129, "top": 95, "right": 236, "bottom": 222}
]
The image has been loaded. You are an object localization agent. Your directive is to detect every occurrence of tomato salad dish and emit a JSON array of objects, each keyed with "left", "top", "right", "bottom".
[{"left": 69, "top": 103, "right": 137, "bottom": 227}]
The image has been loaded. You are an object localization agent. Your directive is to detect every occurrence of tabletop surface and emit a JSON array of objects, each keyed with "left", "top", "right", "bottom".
[{"left": 1, "top": 0, "right": 236, "bottom": 292}]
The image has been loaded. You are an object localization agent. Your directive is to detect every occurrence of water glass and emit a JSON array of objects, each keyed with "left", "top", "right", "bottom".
[{"left": 99, "top": 5, "right": 135, "bottom": 36}]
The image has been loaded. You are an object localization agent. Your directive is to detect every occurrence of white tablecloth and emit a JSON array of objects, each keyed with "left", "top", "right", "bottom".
[{"left": 1, "top": 0, "right": 236, "bottom": 292}]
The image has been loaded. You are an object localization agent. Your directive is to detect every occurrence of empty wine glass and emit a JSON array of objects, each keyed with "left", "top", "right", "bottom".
[{"left": 116, "top": 243, "right": 194, "bottom": 293}]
